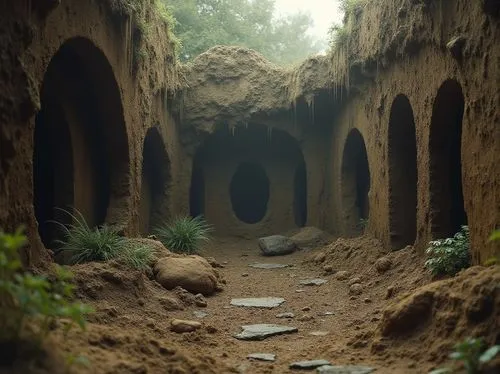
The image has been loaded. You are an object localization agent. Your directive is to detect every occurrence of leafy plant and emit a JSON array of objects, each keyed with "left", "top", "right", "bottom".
[
  {"left": 483, "top": 229, "right": 500, "bottom": 266},
  {"left": 329, "top": 24, "right": 351, "bottom": 49},
  {"left": 429, "top": 337, "right": 500, "bottom": 374},
  {"left": 121, "top": 242, "right": 157, "bottom": 271},
  {"left": 154, "top": 215, "right": 213, "bottom": 254},
  {"left": 489, "top": 229, "right": 500, "bottom": 242},
  {"left": 54, "top": 209, "right": 126, "bottom": 264},
  {"left": 339, "top": 0, "right": 369, "bottom": 15},
  {"left": 0, "top": 228, "right": 93, "bottom": 356},
  {"left": 425, "top": 225, "right": 470, "bottom": 276}
]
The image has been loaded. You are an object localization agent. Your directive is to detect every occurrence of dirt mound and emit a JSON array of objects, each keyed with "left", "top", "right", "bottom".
[{"left": 372, "top": 266, "right": 500, "bottom": 371}]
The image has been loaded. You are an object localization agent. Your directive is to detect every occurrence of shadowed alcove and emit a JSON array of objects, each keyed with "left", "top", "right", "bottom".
[{"left": 33, "top": 37, "right": 129, "bottom": 249}]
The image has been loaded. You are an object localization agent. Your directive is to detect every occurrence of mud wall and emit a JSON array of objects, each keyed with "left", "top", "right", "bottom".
[{"left": 0, "top": 0, "right": 184, "bottom": 266}]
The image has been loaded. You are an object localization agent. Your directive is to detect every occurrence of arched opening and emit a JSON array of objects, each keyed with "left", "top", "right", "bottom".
[
  {"left": 139, "top": 127, "right": 170, "bottom": 235},
  {"left": 341, "top": 128, "right": 370, "bottom": 236},
  {"left": 294, "top": 161, "right": 307, "bottom": 227},
  {"left": 189, "top": 153, "right": 205, "bottom": 217},
  {"left": 388, "top": 95, "right": 418, "bottom": 249},
  {"left": 33, "top": 37, "right": 129, "bottom": 249},
  {"left": 230, "top": 162, "right": 270, "bottom": 224},
  {"left": 429, "top": 80, "right": 467, "bottom": 238}
]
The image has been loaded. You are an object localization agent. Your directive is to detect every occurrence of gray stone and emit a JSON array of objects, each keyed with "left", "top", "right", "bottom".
[
  {"left": 316, "top": 365, "right": 375, "bottom": 374},
  {"left": 309, "top": 331, "right": 329, "bottom": 336},
  {"left": 248, "top": 263, "right": 289, "bottom": 269},
  {"left": 230, "top": 297, "right": 285, "bottom": 308},
  {"left": 300, "top": 278, "right": 328, "bottom": 286},
  {"left": 193, "top": 310, "right": 208, "bottom": 319},
  {"left": 276, "top": 312, "right": 295, "bottom": 319},
  {"left": 247, "top": 353, "right": 276, "bottom": 362},
  {"left": 258, "top": 235, "right": 297, "bottom": 256},
  {"left": 290, "top": 360, "right": 331, "bottom": 369},
  {"left": 234, "top": 324, "right": 298, "bottom": 340}
]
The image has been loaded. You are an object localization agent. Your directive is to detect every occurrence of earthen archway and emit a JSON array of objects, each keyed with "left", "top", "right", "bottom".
[
  {"left": 341, "top": 128, "right": 370, "bottom": 236},
  {"left": 33, "top": 37, "right": 129, "bottom": 248},
  {"left": 429, "top": 80, "right": 467, "bottom": 238},
  {"left": 190, "top": 124, "right": 306, "bottom": 234},
  {"left": 139, "top": 127, "right": 171, "bottom": 234},
  {"left": 388, "top": 95, "right": 417, "bottom": 249}
]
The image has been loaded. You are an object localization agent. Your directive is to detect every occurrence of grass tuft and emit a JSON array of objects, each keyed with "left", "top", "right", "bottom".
[{"left": 154, "top": 216, "right": 213, "bottom": 254}]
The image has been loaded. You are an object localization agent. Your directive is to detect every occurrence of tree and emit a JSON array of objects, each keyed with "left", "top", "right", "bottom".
[{"left": 163, "top": 0, "right": 324, "bottom": 65}]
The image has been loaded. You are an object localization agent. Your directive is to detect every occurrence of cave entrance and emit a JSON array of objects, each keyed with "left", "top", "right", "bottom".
[
  {"left": 341, "top": 128, "right": 370, "bottom": 236},
  {"left": 189, "top": 153, "right": 205, "bottom": 217},
  {"left": 388, "top": 94, "right": 418, "bottom": 249},
  {"left": 33, "top": 37, "right": 129, "bottom": 249},
  {"left": 139, "top": 127, "right": 170, "bottom": 235},
  {"left": 230, "top": 162, "right": 270, "bottom": 224},
  {"left": 429, "top": 79, "right": 467, "bottom": 238},
  {"left": 294, "top": 161, "right": 307, "bottom": 227}
]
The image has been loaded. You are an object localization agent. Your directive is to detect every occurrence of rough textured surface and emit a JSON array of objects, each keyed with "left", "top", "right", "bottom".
[
  {"left": 258, "top": 235, "right": 297, "bottom": 256},
  {"left": 317, "top": 366, "right": 374, "bottom": 374},
  {"left": 154, "top": 255, "right": 220, "bottom": 295},
  {"left": 230, "top": 297, "right": 286, "bottom": 309},
  {"left": 234, "top": 324, "right": 298, "bottom": 341},
  {"left": 290, "top": 227, "right": 330, "bottom": 249}
]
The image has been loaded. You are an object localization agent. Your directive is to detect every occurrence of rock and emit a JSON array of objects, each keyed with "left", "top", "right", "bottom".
[
  {"left": 170, "top": 319, "right": 202, "bottom": 333},
  {"left": 298, "top": 314, "right": 314, "bottom": 322},
  {"left": 335, "top": 271, "right": 350, "bottom": 281},
  {"left": 315, "top": 252, "right": 327, "bottom": 263},
  {"left": 290, "top": 227, "right": 329, "bottom": 249},
  {"left": 375, "top": 257, "right": 392, "bottom": 273},
  {"left": 323, "top": 265, "right": 335, "bottom": 274},
  {"left": 446, "top": 36, "right": 466, "bottom": 59},
  {"left": 247, "top": 353, "right": 276, "bottom": 362},
  {"left": 230, "top": 297, "right": 285, "bottom": 308},
  {"left": 248, "top": 263, "right": 289, "bottom": 269},
  {"left": 364, "top": 298, "right": 372, "bottom": 303},
  {"left": 310, "top": 331, "right": 329, "bottom": 336},
  {"left": 317, "top": 365, "right": 375, "bottom": 373},
  {"left": 296, "top": 289, "right": 306, "bottom": 293},
  {"left": 349, "top": 283, "right": 363, "bottom": 295},
  {"left": 302, "top": 306, "right": 311, "bottom": 311},
  {"left": 234, "top": 324, "right": 298, "bottom": 340},
  {"left": 348, "top": 277, "right": 361, "bottom": 286},
  {"left": 193, "top": 310, "right": 209, "bottom": 319},
  {"left": 258, "top": 235, "right": 297, "bottom": 256},
  {"left": 158, "top": 296, "right": 184, "bottom": 311},
  {"left": 319, "top": 311, "right": 335, "bottom": 316},
  {"left": 242, "top": 273, "right": 249, "bottom": 277},
  {"left": 290, "top": 360, "right": 331, "bottom": 370},
  {"left": 386, "top": 286, "right": 395, "bottom": 299},
  {"left": 300, "top": 278, "right": 328, "bottom": 286},
  {"left": 276, "top": 312, "right": 295, "bottom": 319},
  {"left": 154, "top": 256, "right": 220, "bottom": 295},
  {"left": 194, "top": 293, "right": 207, "bottom": 307}
]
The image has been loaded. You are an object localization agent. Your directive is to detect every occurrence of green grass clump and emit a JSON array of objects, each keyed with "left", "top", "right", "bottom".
[
  {"left": 54, "top": 209, "right": 156, "bottom": 270},
  {"left": 425, "top": 225, "right": 470, "bottom": 276},
  {"left": 0, "top": 227, "right": 93, "bottom": 359},
  {"left": 154, "top": 216, "right": 213, "bottom": 254}
]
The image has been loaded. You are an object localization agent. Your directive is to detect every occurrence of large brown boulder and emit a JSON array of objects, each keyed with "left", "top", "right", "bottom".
[{"left": 154, "top": 256, "right": 220, "bottom": 296}]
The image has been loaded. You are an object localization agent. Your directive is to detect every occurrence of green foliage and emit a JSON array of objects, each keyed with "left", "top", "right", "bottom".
[
  {"left": 163, "top": 0, "right": 324, "bottom": 65},
  {"left": 0, "top": 228, "right": 93, "bottom": 347},
  {"left": 429, "top": 337, "right": 500, "bottom": 374},
  {"left": 488, "top": 229, "right": 500, "bottom": 242},
  {"left": 329, "top": 24, "right": 350, "bottom": 49},
  {"left": 54, "top": 209, "right": 156, "bottom": 270},
  {"left": 154, "top": 216, "right": 213, "bottom": 254},
  {"left": 425, "top": 226, "right": 470, "bottom": 276},
  {"left": 339, "top": 0, "right": 369, "bottom": 15}
]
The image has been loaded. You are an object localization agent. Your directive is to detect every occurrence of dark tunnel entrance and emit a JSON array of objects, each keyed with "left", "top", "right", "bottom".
[
  {"left": 189, "top": 153, "right": 205, "bottom": 217},
  {"left": 388, "top": 94, "right": 418, "bottom": 250},
  {"left": 429, "top": 80, "right": 467, "bottom": 239},
  {"left": 33, "top": 37, "right": 129, "bottom": 249},
  {"left": 139, "top": 127, "right": 170, "bottom": 235},
  {"left": 341, "top": 128, "right": 370, "bottom": 236},
  {"left": 230, "top": 162, "right": 270, "bottom": 224},
  {"left": 294, "top": 161, "right": 307, "bottom": 227}
]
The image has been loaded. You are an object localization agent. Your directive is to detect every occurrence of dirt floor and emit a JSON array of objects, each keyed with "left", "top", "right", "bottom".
[{"left": 3, "top": 235, "right": 499, "bottom": 374}]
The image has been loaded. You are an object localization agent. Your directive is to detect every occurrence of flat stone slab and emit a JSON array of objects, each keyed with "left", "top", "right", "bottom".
[
  {"left": 234, "top": 324, "right": 298, "bottom": 341},
  {"left": 248, "top": 263, "right": 289, "bottom": 269},
  {"left": 317, "top": 366, "right": 375, "bottom": 374},
  {"left": 231, "top": 297, "right": 285, "bottom": 308},
  {"left": 247, "top": 353, "right": 276, "bottom": 362},
  {"left": 193, "top": 311, "right": 208, "bottom": 319},
  {"left": 299, "top": 278, "right": 328, "bottom": 286},
  {"left": 290, "top": 360, "right": 331, "bottom": 370},
  {"left": 309, "top": 331, "right": 329, "bottom": 336},
  {"left": 276, "top": 312, "right": 295, "bottom": 319}
]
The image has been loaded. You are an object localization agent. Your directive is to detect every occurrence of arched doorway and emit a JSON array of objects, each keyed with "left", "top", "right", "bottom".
[
  {"left": 429, "top": 80, "right": 467, "bottom": 238},
  {"left": 139, "top": 127, "right": 170, "bottom": 235},
  {"left": 33, "top": 37, "right": 129, "bottom": 249},
  {"left": 341, "top": 128, "right": 370, "bottom": 236},
  {"left": 230, "top": 162, "right": 270, "bottom": 224},
  {"left": 388, "top": 94, "right": 418, "bottom": 249}
]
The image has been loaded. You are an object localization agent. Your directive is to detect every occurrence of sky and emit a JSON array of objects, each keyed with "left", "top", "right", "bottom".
[{"left": 273, "top": 0, "right": 344, "bottom": 43}]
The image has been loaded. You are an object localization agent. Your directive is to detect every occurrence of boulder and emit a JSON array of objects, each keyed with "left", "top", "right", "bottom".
[
  {"left": 154, "top": 256, "right": 219, "bottom": 295},
  {"left": 290, "top": 227, "right": 329, "bottom": 249},
  {"left": 258, "top": 235, "right": 297, "bottom": 256}
]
